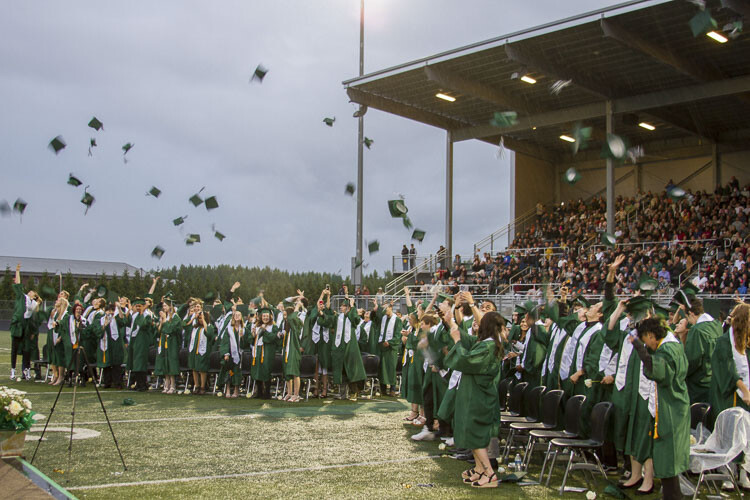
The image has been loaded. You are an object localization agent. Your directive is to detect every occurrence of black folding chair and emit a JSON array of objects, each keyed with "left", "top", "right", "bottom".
[
  {"left": 34, "top": 344, "right": 50, "bottom": 381},
  {"left": 241, "top": 351, "right": 252, "bottom": 393},
  {"left": 498, "top": 377, "right": 512, "bottom": 412},
  {"left": 690, "top": 402, "right": 710, "bottom": 434},
  {"left": 271, "top": 353, "right": 284, "bottom": 397},
  {"left": 502, "top": 385, "right": 546, "bottom": 463},
  {"left": 299, "top": 355, "right": 317, "bottom": 401},
  {"left": 531, "top": 394, "right": 586, "bottom": 485},
  {"left": 178, "top": 348, "right": 190, "bottom": 390},
  {"left": 208, "top": 351, "right": 221, "bottom": 393},
  {"left": 501, "top": 381, "right": 528, "bottom": 418},
  {"left": 511, "top": 389, "right": 565, "bottom": 472},
  {"left": 550, "top": 401, "right": 614, "bottom": 495},
  {"left": 362, "top": 354, "right": 380, "bottom": 398}
]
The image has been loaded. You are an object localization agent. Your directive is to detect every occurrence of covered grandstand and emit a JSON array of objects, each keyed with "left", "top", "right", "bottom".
[{"left": 342, "top": 0, "right": 750, "bottom": 305}]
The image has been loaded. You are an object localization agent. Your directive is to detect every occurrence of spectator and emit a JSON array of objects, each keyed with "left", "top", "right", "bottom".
[
  {"left": 409, "top": 244, "right": 416, "bottom": 269},
  {"left": 401, "top": 245, "right": 409, "bottom": 271}
]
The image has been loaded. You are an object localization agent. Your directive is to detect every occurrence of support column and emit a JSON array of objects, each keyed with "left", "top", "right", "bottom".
[
  {"left": 606, "top": 100, "right": 615, "bottom": 234},
  {"left": 508, "top": 150, "right": 516, "bottom": 244},
  {"left": 634, "top": 163, "right": 642, "bottom": 193},
  {"left": 353, "top": 0, "right": 365, "bottom": 286},
  {"left": 553, "top": 164, "right": 561, "bottom": 204},
  {"left": 712, "top": 142, "right": 721, "bottom": 188},
  {"left": 446, "top": 131, "right": 454, "bottom": 268}
]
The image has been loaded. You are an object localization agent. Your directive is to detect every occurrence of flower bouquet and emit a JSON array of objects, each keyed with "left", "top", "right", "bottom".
[{"left": 0, "top": 386, "right": 35, "bottom": 457}]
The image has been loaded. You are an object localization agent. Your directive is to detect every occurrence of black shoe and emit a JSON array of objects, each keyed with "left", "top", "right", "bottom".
[
  {"left": 619, "top": 478, "right": 643, "bottom": 489},
  {"left": 635, "top": 485, "right": 654, "bottom": 495}
]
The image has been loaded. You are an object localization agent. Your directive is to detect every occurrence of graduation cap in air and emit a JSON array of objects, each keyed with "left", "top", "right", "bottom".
[
  {"left": 667, "top": 186, "right": 686, "bottom": 200},
  {"left": 672, "top": 282, "right": 699, "bottom": 307},
  {"left": 151, "top": 246, "right": 165, "bottom": 259},
  {"left": 571, "top": 122, "right": 593, "bottom": 155},
  {"left": 354, "top": 257, "right": 364, "bottom": 268},
  {"left": 173, "top": 215, "right": 187, "bottom": 226},
  {"left": 489, "top": 111, "right": 518, "bottom": 128},
  {"left": 435, "top": 292, "right": 453, "bottom": 305},
  {"left": 189, "top": 187, "right": 205, "bottom": 207},
  {"left": 563, "top": 167, "right": 581, "bottom": 185},
  {"left": 367, "top": 240, "right": 380, "bottom": 254},
  {"left": 204, "top": 196, "right": 219, "bottom": 210},
  {"left": 411, "top": 229, "right": 426, "bottom": 242},
  {"left": 402, "top": 216, "right": 413, "bottom": 230},
  {"left": 601, "top": 133, "right": 628, "bottom": 161},
  {"left": 0, "top": 200, "right": 11, "bottom": 216},
  {"left": 345, "top": 183, "right": 356, "bottom": 196},
  {"left": 122, "top": 143, "right": 134, "bottom": 154},
  {"left": 96, "top": 285, "right": 108, "bottom": 298},
  {"left": 237, "top": 303, "right": 250, "bottom": 316},
  {"left": 323, "top": 117, "right": 335, "bottom": 127},
  {"left": 549, "top": 79, "right": 572, "bottom": 95},
  {"left": 49, "top": 136, "right": 66, "bottom": 154},
  {"left": 689, "top": 8, "right": 717, "bottom": 37},
  {"left": 67, "top": 174, "right": 82, "bottom": 187},
  {"left": 600, "top": 232, "right": 617, "bottom": 248},
  {"left": 652, "top": 303, "right": 671, "bottom": 321},
  {"left": 388, "top": 199, "right": 408, "bottom": 218},
  {"left": 363, "top": 137, "right": 374, "bottom": 149},
  {"left": 250, "top": 296, "right": 263, "bottom": 306},
  {"left": 203, "top": 291, "right": 217, "bottom": 304},
  {"left": 214, "top": 230, "right": 226, "bottom": 241},
  {"left": 88, "top": 138, "right": 97, "bottom": 156},
  {"left": 13, "top": 198, "right": 27, "bottom": 215},
  {"left": 638, "top": 274, "right": 659, "bottom": 298},
  {"left": 80, "top": 189, "right": 95, "bottom": 215},
  {"left": 251, "top": 64, "right": 268, "bottom": 82},
  {"left": 88, "top": 117, "right": 104, "bottom": 131},
  {"left": 39, "top": 285, "right": 57, "bottom": 301},
  {"left": 724, "top": 19, "right": 743, "bottom": 40},
  {"left": 148, "top": 186, "right": 162, "bottom": 198},
  {"left": 626, "top": 296, "right": 653, "bottom": 323},
  {"left": 186, "top": 234, "right": 201, "bottom": 245}
]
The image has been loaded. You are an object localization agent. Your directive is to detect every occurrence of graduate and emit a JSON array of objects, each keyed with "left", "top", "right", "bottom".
[
  {"left": 514, "top": 301, "right": 549, "bottom": 389},
  {"left": 709, "top": 302, "right": 750, "bottom": 422},
  {"left": 329, "top": 288, "right": 366, "bottom": 401},
  {"left": 96, "top": 302, "right": 127, "bottom": 389},
  {"left": 562, "top": 302, "right": 603, "bottom": 397},
  {"left": 187, "top": 307, "right": 216, "bottom": 395},
  {"left": 81, "top": 296, "right": 106, "bottom": 385},
  {"left": 355, "top": 309, "right": 373, "bottom": 355},
  {"left": 502, "top": 308, "right": 528, "bottom": 382},
  {"left": 127, "top": 298, "right": 155, "bottom": 392},
  {"left": 542, "top": 288, "right": 576, "bottom": 391},
  {"left": 446, "top": 311, "right": 505, "bottom": 489},
  {"left": 311, "top": 289, "right": 334, "bottom": 397},
  {"left": 401, "top": 312, "right": 425, "bottom": 424},
  {"left": 282, "top": 298, "right": 305, "bottom": 402},
  {"left": 672, "top": 296, "right": 722, "bottom": 404},
  {"left": 372, "top": 299, "right": 402, "bottom": 396},
  {"left": 250, "top": 305, "right": 281, "bottom": 399},
  {"left": 47, "top": 296, "right": 70, "bottom": 386},
  {"left": 10, "top": 263, "right": 40, "bottom": 381},
  {"left": 220, "top": 309, "right": 245, "bottom": 398},
  {"left": 60, "top": 303, "right": 85, "bottom": 385},
  {"left": 631, "top": 317, "right": 691, "bottom": 500},
  {"left": 156, "top": 299, "right": 183, "bottom": 394}
]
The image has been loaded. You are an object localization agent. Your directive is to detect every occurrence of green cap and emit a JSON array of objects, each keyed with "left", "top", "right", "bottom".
[
  {"left": 204, "top": 291, "right": 216, "bottom": 303},
  {"left": 49, "top": 136, "right": 66, "bottom": 154},
  {"left": 90, "top": 138, "right": 97, "bottom": 147},
  {"left": 489, "top": 111, "right": 518, "bottom": 128},
  {"left": 522, "top": 300, "right": 539, "bottom": 320},
  {"left": 388, "top": 199, "right": 408, "bottom": 218},
  {"left": 323, "top": 117, "right": 335, "bottom": 127},
  {"left": 13, "top": 198, "right": 27, "bottom": 215},
  {"left": 132, "top": 298, "right": 146, "bottom": 305},
  {"left": 148, "top": 186, "right": 162, "bottom": 198},
  {"left": 600, "top": 232, "right": 617, "bottom": 248},
  {"left": 601, "top": 133, "right": 628, "bottom": 161},
  {"left": 345, "top": 183, "right": 355, "bottom": 196},
  {"left": 189, "top": 193, "right": 203, "bottom": 207},
  {"left": 681, "top": 281, "right": 700, "bottom": 296},
  {"left": 250, "top": 296, "right": 263, "bottom": 306},
  {"left": 638, "top": 274, "right": 659, "bottom": 297},
  {"left": 237, "top": 304, "right": 250, "bottom": 316},
  {"left": 689, "top": 8, "right": 717, "bottom": 37},
  {"left": 514, "top": 304, "right": 527, "bottom": 315},
  {"left": 257, "top": 306, "right": 273, "bottom": 316},
  {"left": 204, "top": 196, "right": 219, "bottom": 210},
  {"left": 96, "top": 285, "right": 107, "bottom": 298},
  {"left": 435, "top": 292, "right": 453, "bottom": 305},
  {"left": 571, "top": 123, "right": 592, "bottom": 155},
  {"left": 626, "top": 296, "right": 652, "bottom": 323},
  {"left": 39, "top": 285, "right": 57, "bottom": 301},
  {"left": 81, "top": 190, "right": 95, "bottom": 215},
  {"left": 122, "top": 143, "right": 134, "bottom": 154},
  {"left": 173, "top": 216, "right": 187, "bottom": 226},
  {"left": 563, "top": 167, "right": 581, "bottom": 185},
  {"left": 214, "top": 231, "right": 226, "bottom": 242},
  {"left": 402, "top": 216, "right": 413, "bottom": 230},
  {"left": 186, "top": 234, "right": 201, "bottom": 245},
  {"left": 151, "top": 246, "right": 165, "bottom": 259},
  {"left": 411, "top": 229, "right": 426, "bottom": 242},
  {"left": 574, "top": 295, "right": 591, "bottom": 309},
  {"left": 88, "top": 117, "right": 104, "bottom": 131},
  {"left": 367, "top": 240, "right": 380, "bottom": 254},
  {"left": 363, "top": 137, "right": 374, "bottom": 149},
  {"left": 122, "top": 398, "right": 136, "bottom": 406},
  {"left": 68, "top": 174, "right": 83, "bottom": 187},
  {"left": 251, "top": 64, "right": 268, "bottom": 82},
  {"left": 667, "top": 186, "right": 686, "bottom": 200},
  {"left": 652, "top": 303, "right": 670, "bottom": 320}
]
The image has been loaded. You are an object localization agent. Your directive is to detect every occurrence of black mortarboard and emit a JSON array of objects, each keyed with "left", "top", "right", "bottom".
[
  {"left": 367, "top": 240, "right": 380, "bottom": 254},
  {"left": 388, "top": 199, "right": 408, "bottom": 218},
  {"left": 148, "top": 186, "right": 162, "bottom": 198},
  {"left": 204, "top": 196, "right": 219, "bottom": 210},
  {"left": 489, "top": 111, "right": 518, "bottom": 128},
  {"left": 323, "top": 117, "right": 335, "bottom": 127},
  {"left": 49, "top": 136, "right": 66, "bottom": 154},
  {"left": 173, "top": 216, "right": 187, "bottom": 226},
  {"left": 363, "top": 137, "right": 374, "bottom": 149},
  {"left": 88, "top": 117, "right": 104, "bottom": 131},
  {"left": 13, "top": 198, "right": 27, "bottom": 215},
  {"left": 68, "top": 174, "right": 83, "bottom": 187},
  {"left": 345, "top": 183, "right": 355, "bottom": 196},
  {"left": 151, "top": 246, "right": 165, "bottom": 259},
  {"left": 411, "top": 229, "right": 426, "bottom": 242}
]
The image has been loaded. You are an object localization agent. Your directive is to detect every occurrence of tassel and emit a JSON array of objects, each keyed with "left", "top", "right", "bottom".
[{"left": 261, "top": 345, "right": 264, "bottom": 364}]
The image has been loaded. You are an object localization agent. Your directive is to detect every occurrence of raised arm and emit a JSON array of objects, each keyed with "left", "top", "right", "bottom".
[
  {"left": 14, "top": 263, "right": 21, "bottom": 285},
  {"left": 148, "top": 276, "right": 158, "bottom": 296}
]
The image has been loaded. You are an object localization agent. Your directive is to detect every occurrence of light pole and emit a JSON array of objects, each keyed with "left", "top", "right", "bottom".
[{"left": 354, "top": 0, "right": 364, "bottom": 286}]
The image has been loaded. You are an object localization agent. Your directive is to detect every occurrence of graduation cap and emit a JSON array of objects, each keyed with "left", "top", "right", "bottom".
[
  {"left": 148, "top": 186, "right": 162, "bottom": 198},
  {"left": 411, "top": 228, "right": 426, "bottom": 242},
  {"left": 354, "top": 257, "right": 364, "bottom": 268},
  {"left": 626, "top": 296, "right": 652, "bottom": 323},
  {"left": 563, "top": 167, "right": 581, "bottom": 185},
  {"left": 0, "top": 200, "right": 11, "bottom": 216},
  {"left": 435, "top": 292, "right": 453, "bottom": 305},
  {"left": 189, "top": 194, "right": 203, "bottom": 207},
  {"left": 49, "top": 136, "right": 66, "bottom": 154},
  {"left": 257, "top": 305, "right": 273, "bottom": 316},
  {"left": 689, "top": 8, "right": 717, "bottom": 37},
  {"left": 172, "top": 215, "right": 187, "bottom": 226},
  {"left": 522, "top": 300, "right": 539, "bottom": 320},
  {"left": 363, "top": 137, "right": 374, "bottom": 149},
  {"left": 345, "top": 183, "right": 356, "bottom": 196},
  {"left": 514, "top": 304, "right": 527, "bottom": 315},
  {"left": 600, "top": 232, "right": 617, "bottom": 248},
  {"left": 667, "top": 186, "right": 686, "bottom": 200},
  {"left": 251, "top": 64, "right": 268, "bottom": 83},
  {"left": 132, "top": 297, "right": 146, "bottom": 306},
  {"left": 67, "top": 174, "right": 83, "bottom": 187},
  {"left": 204, "top": 196, "right": 219, "bottom": 210},
  {"left": 250, "top": 296, "right": 263, "bottom": 306},
  {"left": 96, "top": 285, "right": 108, "bottom": 298},
  {"left": 214, "top": 231, "right": 226, "bottom": 241},
  {"left": 367, "top": 240, "right": 380, "bottom": 254},
  {"left": 652, "top": 303, "right": 670, "bottom": 321},
  {"left": 639, "top": 274, "right": 659, "bottom": 298},
  {"left": 151, "top": 246, "right": 165, "bottom": 259},
  {"left": 323, "top": 117, "right": 335, "bottom": 127},
  {"left": 489, "top": 111, "right": 518, "bottom": 128},
  {"left": 13, "top": 198, "right": 27, "bottom": 215},
  {"left": 572, "top": 122, "right": 593, "bottom": 155},
  {"left": 203, "top": 291, "right": 217, "bottom": 304},
  {"left": 549, "top": 79, "right": 572, "bottom": 95},
  {"left": 88, "top": 117, "right": 103, "bottom": 131},
  {"left": 39, "top": 285, "right": 57, "bottom": 301},
  {"left": 237, "top": 304, "right": 250, "bottom": 316},
  {"left": 388, "top": 199, "right": 408, "bottom": 218},
  {"left": 121, "top": 398, "right": 136, "bottom": 406},
  {"left": 724, "top": 19, "right": 743, "bottom": 40},
  {"left": 601, "top": 133, "right": 628, "bottom": 161},
  {"left": 186, "top": 234, "right": 201, "bottom": 245},
  {"left": 573, "top": 295, "right": 591, "bottom": 309},
  {"left": 122, "top": 143, "right": 134, "bottom": 154},
  {"left": 88, "top": 138, "right": 97, "bottom": 156},
  {"left": 402, "top": 216, "right": 413, "bottom": 230},
  {"left": 80, "top": 189, "right": 95, "bottom": 215}
]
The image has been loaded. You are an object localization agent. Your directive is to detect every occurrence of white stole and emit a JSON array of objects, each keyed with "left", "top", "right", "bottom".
[
  {"left": 643, "top": 332, "right": 679, "bottom": 417},
  {"left": 128, "top": 312, "right": 141, "bottom": 341},
  {"left": 191, "top": 327, "right": 207, "bottom": 355},
  {"left": 615, "top": 319, "right": 635, "bottom": 390},
  {"left": 695, "top": 313, "right": 714, "bottom": 325},
  {"left": 575, "top": 323, "right": 602, "bottom": 372},
  {"left": 560, "top": 322, "right": 588, "bottom": 380},
  {"left": 335, "top": 313, "right": 352, "bottom": 347},
  {"left": 227, "top": 325, "right": 242, "bottom": 364},
  {"left": 68, "top": 315, "right": 78, "bottom": 345},
  {"left": 24, "top": 294, "right": 38, "bottom": 319},
  {"left": 379, "top": 314, "right": 397, "bottom": 342},
  {"left": 730, "top": 327, "right": 750, "bottom": 398},
  {"left": 544, "top": 324, "right": 566, "bottom": 376}
]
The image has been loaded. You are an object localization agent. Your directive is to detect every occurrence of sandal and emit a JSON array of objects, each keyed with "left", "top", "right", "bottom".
[
  {"left": 403, "top": 412, "right": 419, "bottom": 421},
  {"left": 471, "top": 472, "right": 498, "bottom": 488},
  {"left": 413, "top": 416, "right": 426, "bottom": 426},
  {"left": 461, "top": 468, "right": 477, "bottom": 480}
]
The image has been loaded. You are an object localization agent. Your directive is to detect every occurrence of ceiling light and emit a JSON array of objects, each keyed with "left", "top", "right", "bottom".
[
  {"left": 706, "top": 31, "right": 728, "bottom": 43},
  {"left": 559, "top": 135, "right": 576, "bottom": 143},
  {"left": 520, "top": 75, "right": 537, "bottom": 84},
  {"left": 435, "top": 92, "right": 456, "bottom": 102},
  {"left": 638, "top": 122, "right": 656, "bottom": 131},
  {"left": 532, "top": 126, "right": 537, "bottom": 130}
]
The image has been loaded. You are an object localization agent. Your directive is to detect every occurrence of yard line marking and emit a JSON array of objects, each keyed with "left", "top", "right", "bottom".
[{"left": 67, "top": 455, "right": 442, "bottom": 490}]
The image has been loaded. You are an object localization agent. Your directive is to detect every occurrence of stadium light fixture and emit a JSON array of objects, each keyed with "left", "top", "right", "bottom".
[
  {"left": 520, "top": 75, "right": 537, "bottom": 84},
  {"left": 706, "top": 31, "right": 728, "bottom": 43},
  {"left": 559, "top": 134, "right": 576, "bottom": 143},
  {"left": 638, "top": 122, "right": 656, "bottom": 131},
  {"left": 435, "top": 92, "right": 456, "bottom": 102}
]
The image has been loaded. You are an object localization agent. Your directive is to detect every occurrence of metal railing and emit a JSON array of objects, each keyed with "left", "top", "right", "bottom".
[
  {"left": 390, "top": 254, "right": 435, "bottom": 274},
  {"left": 384, "top": 253, "right": 443, "bottom": 296},
  {"left": 473, "top": 207, "right": 537, "bottom": 256},
  {"left": 587, "top": 238, "right": 718, "bottom": 253}
]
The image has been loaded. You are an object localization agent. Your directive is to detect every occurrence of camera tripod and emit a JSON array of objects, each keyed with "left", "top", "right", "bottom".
[{"left": 30, "top": 345, "right": 127, "bottom": 472}]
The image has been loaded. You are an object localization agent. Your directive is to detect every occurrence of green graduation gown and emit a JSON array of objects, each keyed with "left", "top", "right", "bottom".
[
  {"left": 155, "top": 314, "right": 182, "bottom": 376},
  {"left": 299, "top": 308, "right": 316, "bottom": 356},
  {"left": 81, "top": 306, "right": 103, "bottom": 368},
  {"left": 403, "top": 326, "right": 424, "bottom": 405},
  {"left": 220, "top": 323, "right": 244, "bottom": 386},
  {"left": 59, "top": 313, "right": 82, "bottom": 370},
  {"left": 187, "top": 324, "right": 216, "bottom": 373},
  {"left": 709, "top": 330, "right": 750, "bottom": 427},
  {"left": 330, "top": 309, "right": 366, "bottom": 384},
  {"left": 684, "top": 314, "right": 723, "bottom": 404},
  {"left": 437, "top": 325, "right": 476, "bottom": 424},
  {"left": 127, "top": 312, "right": 154, "bottom": 373},
  {"left": 313, "top": 309, "right": 333, "bottom": 371},
  {"left": 250, "top": 324, "right": 280, "bottom": 381},
  {"left": 95, "top": 313, "right": 126, "bottom": 368},
  {"left": 444, "top": 338, "right": 501, "bottom": 450},
  {"left": 282, "top": 312, "right": 303, "bottom": 379},
  {"left": 519, "top": 322, "right": 549, "bottom": 389},
  {"left": 10, "top": 283, "right": 25, "bottom": 340},
  {"left": 375, "top": 312, "right": 402, "bottom": 386},
  {"left": 604, "top": 315, "right": 640, "bottom": 452}
]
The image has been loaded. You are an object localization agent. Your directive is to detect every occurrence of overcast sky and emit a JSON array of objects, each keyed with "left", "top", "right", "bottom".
[{"left": 1, "top": 0, "right": 625, "bottom": 276}]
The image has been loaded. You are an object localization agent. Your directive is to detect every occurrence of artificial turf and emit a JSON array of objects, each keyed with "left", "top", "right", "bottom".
[{"left": 0, "top": 332, "right": 652, "bottom": 499}]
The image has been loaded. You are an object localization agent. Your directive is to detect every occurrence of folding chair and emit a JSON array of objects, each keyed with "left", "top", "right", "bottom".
[{"left": 531, "top": 394, "right": 586, "bottom": 485}]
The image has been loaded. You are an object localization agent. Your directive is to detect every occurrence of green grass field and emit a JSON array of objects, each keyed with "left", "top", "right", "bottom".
[{"left": 0, "top": 332, "right": 652, "bottom": 499}]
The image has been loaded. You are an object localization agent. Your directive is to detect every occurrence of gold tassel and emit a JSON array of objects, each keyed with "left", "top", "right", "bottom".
[
  {"left": 261, "top": 345, "right": 264, "bottom": 364},
  {"left": 654, "top": 387, "right": 659, "bottom": 440}
]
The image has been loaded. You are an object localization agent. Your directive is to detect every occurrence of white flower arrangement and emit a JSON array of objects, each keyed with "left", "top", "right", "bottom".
[
  {"left": 584, "top": 379, "right": 593, "bottom": 388},
  {"left": 0, "top": 386, "right": 35, "bottom": 432},
  {"left": 586, "top": 490, "right": 597, "bottom": 500}
]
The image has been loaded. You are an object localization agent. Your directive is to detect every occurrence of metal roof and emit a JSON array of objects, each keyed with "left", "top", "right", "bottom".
[
  {"left": 344, "top": 0, "right": 750, "bottom": 163},
  {"left": 0, "top": 256, "right": 144, "bottom": 278}
]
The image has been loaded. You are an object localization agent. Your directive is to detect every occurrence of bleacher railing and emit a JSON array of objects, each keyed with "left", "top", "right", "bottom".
[
  {"left": 390, "top": 255, "right": 435, "bottom": 274},
  {"left": 473, "top": 207, "right": 537, "bottom": 256},
  {"left": 384, "top": 253, "right": 444, "bottom": 296}
]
